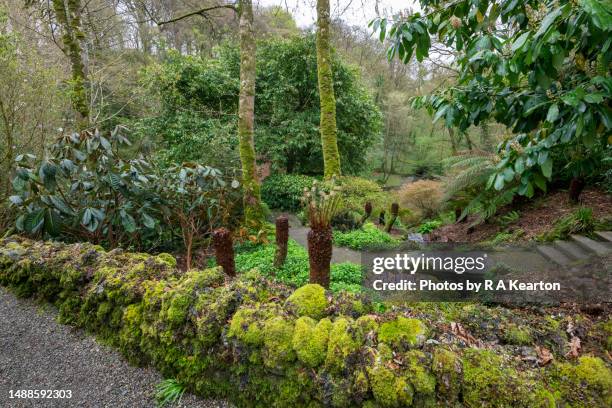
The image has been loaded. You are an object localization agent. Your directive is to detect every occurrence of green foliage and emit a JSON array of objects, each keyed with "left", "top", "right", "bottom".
[
  {"left": 234, "top": 239, "right": 362, "bottom": 291},
  {"left": 374, "top": 0, "right": 611, "bottom": 201},
  {"left": 333, "top": 222, "right": 399, "bottom": 250},
  {"left": 416, "top": 220, "right": 442, "bottom": 234},
  {"left": 261, "top": 174, "right": 316, "bottom": 211},
  {"left": 539, "top": 207, "right": 596, "bottom": 241},
  {"left": 9, "top": 128, "right": 240, "bottom": 252},
  {"left": 155, "top": 379, "right": 185, "bottom": 407},
  {"left": 141, "top": 36, "right": 382, "bottom": 175}
]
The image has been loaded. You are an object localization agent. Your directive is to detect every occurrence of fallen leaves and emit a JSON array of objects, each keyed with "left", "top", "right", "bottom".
[
  {"left": 535, "top": 346, "right": 554, "bottom": 366},
  {"left": 566, "top": 336, "right": 581, "bottom": 358},
  {"left": 450, "top": 322, "right": 482, "bottom": 347}
]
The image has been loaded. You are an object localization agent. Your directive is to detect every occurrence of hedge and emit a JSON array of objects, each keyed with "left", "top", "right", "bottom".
[{"left": 1, "top": 236, "right": 611, "bottom": 407}]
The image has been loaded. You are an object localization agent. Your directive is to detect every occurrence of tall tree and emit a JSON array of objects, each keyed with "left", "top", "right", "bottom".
[
  {"left": 316, "top": 0, "right": 341, "bottom": 179},
  {"left": 237, "top": 0, "right": 265, "bottom": 229},
  {"left": 148, "top": 1, "right": 265, "bottom": 228},
  {"left": 50, "top": 0, "right": 89, "bottom": 128}
]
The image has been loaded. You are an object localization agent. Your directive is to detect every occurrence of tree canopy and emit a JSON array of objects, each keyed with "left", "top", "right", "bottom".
[
  {"left": 373, "top": 0, "right": 611, "bottom": 198},
  {"left": 141, "top": 35, "right": 382, "bottom": 175}
]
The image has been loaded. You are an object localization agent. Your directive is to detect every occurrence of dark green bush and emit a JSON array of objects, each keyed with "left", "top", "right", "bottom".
[
  {"left": 261, "top": 174, "right": 316, "bottom": 211},
  {"left": 1, "top": 237, "right": 610, "bottom": 408}
]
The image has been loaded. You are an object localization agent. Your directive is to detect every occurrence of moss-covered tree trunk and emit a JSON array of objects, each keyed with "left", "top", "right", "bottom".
[
  {"left": 51, "top": 0, "right": 89, "bottom": 129},
  {"left": 307, "top": 226, "right": 332, "bottom": 288},
  {"left": 316, "top": 0, "right": 341, "bottom": 179},
  {"left": 238, "top": 0, "right": 265, "bottom": 229}
]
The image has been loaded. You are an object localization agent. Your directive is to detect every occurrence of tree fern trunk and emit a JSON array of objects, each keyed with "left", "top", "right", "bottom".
[{"left": 316, "top": 0, "right": 341, "bottom": 179}]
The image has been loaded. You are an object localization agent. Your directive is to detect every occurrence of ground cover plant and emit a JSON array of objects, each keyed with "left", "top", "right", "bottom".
[
  {"left": 1, "top": 236, "right": 611, "bottom": 407},
  {"left": 234, "top": 239, "right": 363, "bottom": 293},
  {"left": 332, "top": 222, "right": 399, "bottom": 250}
]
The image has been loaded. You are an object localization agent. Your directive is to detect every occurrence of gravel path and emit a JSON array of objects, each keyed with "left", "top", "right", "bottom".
[{"left": 0, "top": 286, "right": 232, "bottom": 408}]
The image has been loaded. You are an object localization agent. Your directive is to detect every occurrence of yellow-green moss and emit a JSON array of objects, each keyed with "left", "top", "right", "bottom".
[
  {"left": 292, "top": 317, "right": 332, "bottom": 367},
  {"left": 601, "top": 319, "right": 612, "bottom": 351},
  {"left": 554, "top": 356, "right": 612, "bottom": 407},
  {"left": 262, "top": 316, "right": 296, "bottom": 368},
  {"left": 432, "top": 348, "right": 461, "bottom": 403},
  {"left": 228, "top": 303, "right": 281, "bottom": 346},
  {"left": 503, "top": 324, "right": 533, "bottom": 345},
  {"left": 367, "top": 365, "right": 413, "bottom": 407},
  {"left": 156, "top": 253, "right": 177, "bottom": 268},
  {"left": 463, "top": 349, "right": 532, "bottom": 407},
  {"left": 356, "top": 314, "right": 378, "bottom": 334},
  {"left": 325, "top": 317, "right": 362, "bottom": 373},
  {"left": 405, "top": 350, "right": 436, "bottom": 395},
  {"left": 285, "top": 284, "right": 328, "bottom": 319},
  {"left": 378, "top": 316, "right": 427, "bottom": 350}
]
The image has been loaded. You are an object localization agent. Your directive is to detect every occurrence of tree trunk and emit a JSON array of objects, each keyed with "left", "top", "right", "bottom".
[
  {"left": 52, "top": 0, "right": 89, "bottom": 129},
  {"left": 316, "top": 0, "right": 341, "bottom": 179},
  {"left": 385, "top": 203, "right": 399, "bottom": 233},
  {"left": 238, "top": 0, "right": 265, "bottom": 229},
  {"left": 213, "top": 228, "right": 236, "bottom": 279},
  {"left": 569, "top": 176, "right": 586, "bottom": 203},
  {"left": 307, "top": 226, "right": 332, "bottom": 288},
  {"left": 274, "top": 216, "right": 289, "bottom": 269}
]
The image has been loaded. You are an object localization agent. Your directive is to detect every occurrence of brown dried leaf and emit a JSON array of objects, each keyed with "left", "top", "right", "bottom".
[
  {"left": 450, "top": 322, "right": 480, "bottom": 347},
  {"left": 535, "top": 346, "right": 553, "bottom": 366},
  {"left": 565, "top": 336, "right": 581, "bottom": 358}
]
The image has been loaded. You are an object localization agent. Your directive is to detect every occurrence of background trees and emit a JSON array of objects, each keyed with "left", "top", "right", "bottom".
[
  {"left": 373, "top": 0, "right": 611, "bottom": 203},
  {"left": 140, "top": 37, "right": 382, "bottom": 176}
]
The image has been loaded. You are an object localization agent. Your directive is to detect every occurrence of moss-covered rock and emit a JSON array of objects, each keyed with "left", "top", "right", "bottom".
[
  {"left": 292, "top": 316, "right": 332, "bottom": 367},
  {"left": 503, "top": 323, "right": 533, "bottom": 345},
  {"left": 285, "top": 284, "right": 328, "bottom": 319},
  {"left": 378, "top": 316, "right": 427, "bottom": 350},
  {"left": 262, "top": 316, "right": 296, "bottom": 368},
  {"left": 367, "top": 364, "right": 413, "bottom": 407},
  {"left": 554, "top": 356, "right": 612, "bottom": 407},
  {"left": 325, "top": 317, "right": 363, "bottom": 374},
  {"left": 432, "top": 348, "right": 462, "bottom": 403}
]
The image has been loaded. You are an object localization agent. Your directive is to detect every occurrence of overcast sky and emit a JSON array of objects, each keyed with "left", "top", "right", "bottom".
[{"left": 257, "top": 0, "right": 417, "bottom": 28}]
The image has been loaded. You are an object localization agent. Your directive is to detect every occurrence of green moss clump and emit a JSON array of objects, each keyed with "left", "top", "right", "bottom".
[
  {"left": 228, "top": 303, "right": 281, "bottom": 346},
  {"left": 368, "top": 365, "right": 413, "bottom": 407},
  {"left": 356, "top": 314, "right": 378, "bottom": 335},
  {"left": 503, "top": 324, "right": 533, "bottom": 345},
  {"left": 262, "top": 316, "right": 296, "bottom": 368},
  {"left": 405, "top": 350, "right": 436, "bottom": 395},
  {"left": 292, "top": 316, "right": 332, "bottom": 367},
  {"left": 156, "top": 252, "right": 177, "bottom": 268},
  {"left": 463, "top": 349, "right": 533, "bottom": 407},
  {"left": 378, "top": 316, "right": 427, "bottom": 350},
  {"left": 432, "top": 348, "right": 461, "bottom": 403},
  {"left": 285, "top": 284, "right": 328, "bottom": 319},
  {"left": 325, "top": 317, "right": 363, "bottom": 373},
  {"left": 554, "top": 356, "right": 612, "bottom": 407}
]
